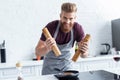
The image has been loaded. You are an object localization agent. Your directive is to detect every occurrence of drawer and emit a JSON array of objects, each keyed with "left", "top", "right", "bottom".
[
  {"left": 0, "top": 70, "right": 2, "bottom": 78},
  {"left": 22, "top": 66, "right": 36, "bottom": 76},
  {"left": 1, "top": 66, "right": 36, "bottom": 79},
  {"left": 2, "top": 68, "right": 17, "bottom": 78},
  {"left": 84, "top": 60, "right": 109, "bottom": 71}
]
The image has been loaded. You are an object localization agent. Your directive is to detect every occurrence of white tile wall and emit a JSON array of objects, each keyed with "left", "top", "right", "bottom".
[{"left": 0, "top": 0, "right": 120, "bottom": 62}]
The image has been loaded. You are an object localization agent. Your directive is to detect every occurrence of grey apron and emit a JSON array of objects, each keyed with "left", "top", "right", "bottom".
[{"left": 42, "top": 22, "right": 74, "bottom": 75}]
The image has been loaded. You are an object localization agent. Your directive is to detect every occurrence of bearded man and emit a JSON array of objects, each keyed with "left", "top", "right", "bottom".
[{"left": 35, "top": 2, "right": 88, "bottom": 75}]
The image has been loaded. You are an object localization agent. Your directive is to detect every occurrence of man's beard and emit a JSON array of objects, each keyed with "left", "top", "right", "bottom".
[{"left": 60, "top": 22, "right": 74, "bottom": 33}]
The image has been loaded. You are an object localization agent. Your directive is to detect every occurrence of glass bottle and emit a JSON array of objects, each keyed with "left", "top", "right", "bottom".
[
  {"left": 75, "top": 42, "right": 78, "bottom": 52},
  {"left": 16, "top": 62, "right": 23, "bottom": 80}
]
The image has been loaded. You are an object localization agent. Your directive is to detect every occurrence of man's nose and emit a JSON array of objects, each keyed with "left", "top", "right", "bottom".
[{"left": 65, "top": 19, "right": 70, "bottom": 24}]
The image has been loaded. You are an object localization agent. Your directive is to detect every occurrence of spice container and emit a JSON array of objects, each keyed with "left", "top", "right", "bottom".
[
  {"left": 16, "top": 62, "right": 23, "bottom": 80},
  {"left": 42, "top": 27, "right": 61, "bottom": 56},
  {"left": 72, "top": 34, "right": 91, "bottom": 62}
]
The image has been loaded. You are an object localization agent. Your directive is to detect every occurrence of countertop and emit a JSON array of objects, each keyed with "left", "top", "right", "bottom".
[
  {"left": 0, "top": 54, "right": 120, "bottom": 69},
  {"left": 1, "top": 55, "right": 120, "bottom": 80},
  {"left": 1, "top": 75, "right": 57, "bottom": 80},
  {"left": 0, "top": 60, "right": 43, "bottom": 69},
  {"left": 2, "top": 69, "right": 120, "bottom": 80}
]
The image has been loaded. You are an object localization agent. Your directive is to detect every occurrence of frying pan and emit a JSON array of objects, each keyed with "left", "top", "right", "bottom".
[{"left": 54, "top": 70, "right": 79, "bottom": 80}]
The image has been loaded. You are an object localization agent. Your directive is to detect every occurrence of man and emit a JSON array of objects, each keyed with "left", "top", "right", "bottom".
[{"left": 35, "top": 2, "right": 88, "bottom": 75}]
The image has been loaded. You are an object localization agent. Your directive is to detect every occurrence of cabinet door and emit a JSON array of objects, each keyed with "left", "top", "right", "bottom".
[
  {"left": 0, "top": 70, "right": 2, "bottom": 78},
  {"left": 1, "top": 66, "right": 36, "bottom": 79},
  {"left": 22, "top": 66, "right": 36, "bottom": 77},
  {"left": 83, "top": 60, "right": 110, "bottom": 71},
  {"left": 34, "top": 65, "right": 42, "bottom": 75},
  {"left": 72, "top": 63, "right": 81, "bottom": 71},
  {"left": 1, "top": 68, "right": 17, "bottom": 79}
]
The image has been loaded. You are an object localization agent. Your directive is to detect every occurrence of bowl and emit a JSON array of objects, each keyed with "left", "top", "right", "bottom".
[{"left": 54, "top": 70, "right": 79, "bottom": 80}]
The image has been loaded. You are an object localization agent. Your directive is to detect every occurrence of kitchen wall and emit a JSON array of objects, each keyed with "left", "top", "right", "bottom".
[{"left": 0, "top": 0, "right": 120, "bottom": 62}]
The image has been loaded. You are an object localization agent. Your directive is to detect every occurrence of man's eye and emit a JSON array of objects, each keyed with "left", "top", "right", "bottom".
[
  {"left": 70, "top": 18, "right": 73, "bottom": 20},
  {"left": 64, "top": 17, "right": 67, "bottom": 20}
]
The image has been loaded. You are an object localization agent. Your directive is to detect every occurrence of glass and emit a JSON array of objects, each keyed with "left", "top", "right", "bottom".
[{"left": 16, "top": 62, "right": 23, "bottom": 80}]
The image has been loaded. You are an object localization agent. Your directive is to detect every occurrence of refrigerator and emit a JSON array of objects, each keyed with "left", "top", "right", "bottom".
[{"left": 112, "top": 18, "right": 120, "bottom": 51}]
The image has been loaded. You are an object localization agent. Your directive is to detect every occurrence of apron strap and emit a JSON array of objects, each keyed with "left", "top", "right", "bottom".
[
  {"left": 53, "top": 21, "right": 73, "bottom": 45},
  {"left": 54, "top": 21, "right": 60, "bottom": 39}
]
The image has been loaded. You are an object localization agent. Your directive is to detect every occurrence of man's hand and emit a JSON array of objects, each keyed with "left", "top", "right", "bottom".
[
  {"left": 78, "top": 41, "right": 88, "bottom": 57},
  {"left": 45, "top": 38, "right": 56, "bottom": 52}
]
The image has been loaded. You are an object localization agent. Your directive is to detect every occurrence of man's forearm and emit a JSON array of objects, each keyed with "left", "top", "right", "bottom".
[{"left": 35, "top": 46, "right": 50, "bottom": 56}]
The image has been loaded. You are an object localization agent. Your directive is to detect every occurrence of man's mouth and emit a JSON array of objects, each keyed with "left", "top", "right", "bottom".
[{"left": 63, "top": 23, "right": 70, "bottom": 28}]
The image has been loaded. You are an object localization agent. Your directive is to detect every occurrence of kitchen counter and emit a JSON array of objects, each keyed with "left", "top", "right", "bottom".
[
  {"left": 1, "top": 75, "right": 57, "bottom": 80},
  {"left": 2, "top": 69, "right": 120, "bottom": 80},
  {"left": 0, "top": 54, "right": 120, "bottom": 69},
  {"left": 1, "top": 54, "right": 120, "bottom": 80},
  {"left": 103, "top": 67, "right": 120, "bottom": 75},
  {"left": 0, "top": 60, "right": 43, "bottom": 69},
  {"left": 77, "top": 54, "right": 120, "bottom": 61}
]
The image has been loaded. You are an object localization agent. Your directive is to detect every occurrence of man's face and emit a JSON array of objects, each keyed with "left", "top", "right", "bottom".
[{"left": 60, "top": 11, "right": 76, "bottom": 33}]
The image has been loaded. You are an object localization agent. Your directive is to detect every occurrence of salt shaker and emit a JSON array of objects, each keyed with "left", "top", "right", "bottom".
[{"left": 16, "top": 62, "right": 23, "bottom": 80}]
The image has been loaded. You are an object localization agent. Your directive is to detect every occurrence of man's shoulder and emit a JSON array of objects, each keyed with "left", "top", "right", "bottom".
[
  {"left": 47, "top": 20, "right": 59, "bottom": 26},
  {"left": 46, "top": 20, "right": 58, "bottom": 30},
  {"left": 74, "top": 22, "right": 83, "bottom": 30},
  {"left": 73, "top": 22, "right": 85, "bottom": 42}
]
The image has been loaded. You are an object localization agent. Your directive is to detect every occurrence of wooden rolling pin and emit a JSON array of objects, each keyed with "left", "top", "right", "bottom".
[
  {"left": 72, "top": 34, "right": 91, "bottom": 62},
  {"left": 42, "top": 27, "right": 61, "bottom": 56}
]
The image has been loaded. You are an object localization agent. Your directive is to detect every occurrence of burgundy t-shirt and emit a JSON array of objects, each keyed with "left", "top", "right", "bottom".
[{"left": 40, "top": 20, "right": 85, "bottom": 46}]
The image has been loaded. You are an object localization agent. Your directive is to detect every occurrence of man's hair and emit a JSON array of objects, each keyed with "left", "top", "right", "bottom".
[{"left": 61, "top": 2, "right": 77, "bottom": 12}]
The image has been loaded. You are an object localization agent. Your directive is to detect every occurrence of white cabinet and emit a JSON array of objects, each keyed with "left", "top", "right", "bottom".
[
  {"left": 0, "top": 55, "right": 120, "bottom": 79},
  {"left": 0, "top": 70, "right": 2, "bottom": 78},
  {"left": 76, "top": 55, "right": 120, "bottom": 72},
  {"left": 34, "top": 65, "right": 42, "bottom": 75},
  {"left": 2, "top": 68, "right": 17, "bottom": 78},
  {"left": 0, "top": 66, "right": 39, "bottom": 79},
  {"left": 0, "top": 61, "right": 43, "bottom": 79},
  {"left": 82, "top": 59, "right": 110, "bottom": 71}
]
